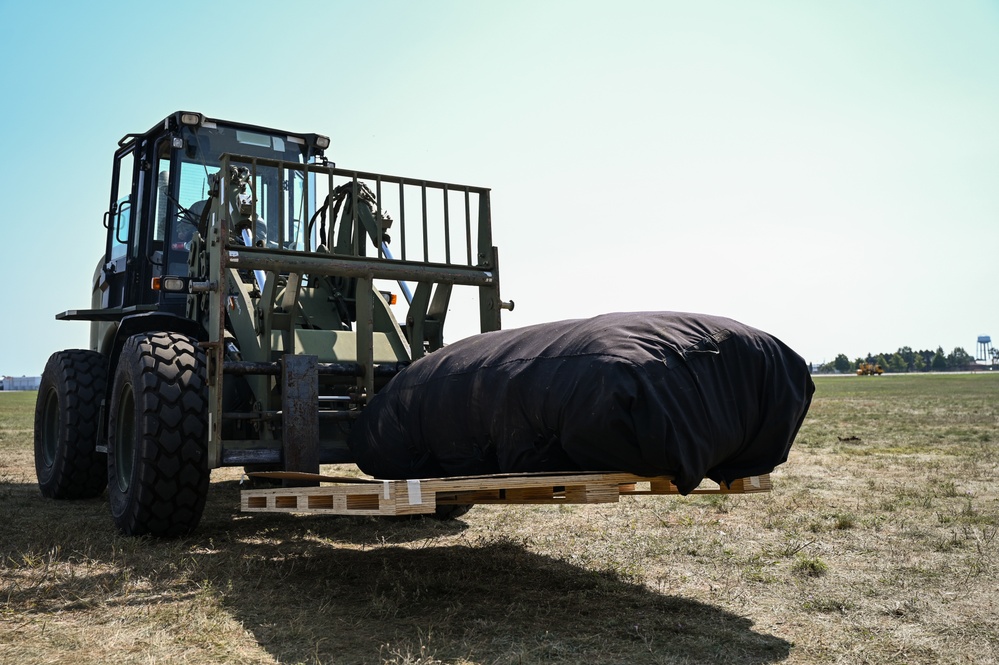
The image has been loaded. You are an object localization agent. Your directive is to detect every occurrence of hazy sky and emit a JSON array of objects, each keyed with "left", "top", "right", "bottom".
[{"left": 1, "top": 0, "right": 997, "bottom": 376}]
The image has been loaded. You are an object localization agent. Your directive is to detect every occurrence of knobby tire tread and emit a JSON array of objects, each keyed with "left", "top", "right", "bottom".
[
  {"left": 34, "top": 350, "right": 108, "bottom": 499},
  {"left": 108, "top": 332, "right": 209, "bottom": 537}
]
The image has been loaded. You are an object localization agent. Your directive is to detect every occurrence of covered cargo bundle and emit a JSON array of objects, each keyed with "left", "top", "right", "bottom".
[{"left": 348, "top": 312, "right": 814, "bottom": 494}]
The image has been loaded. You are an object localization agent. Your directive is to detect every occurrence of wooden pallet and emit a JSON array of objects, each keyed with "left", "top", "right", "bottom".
[{"left": 240, "top": 471, "right": 772, "bottom": 516}]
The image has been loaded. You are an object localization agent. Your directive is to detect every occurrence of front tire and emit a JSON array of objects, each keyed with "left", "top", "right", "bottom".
[
  {"left": 34, "top": 350, "right": 108, "bottom": 499},
  {"left": 107, "top": 332, "right": 209, "bottom": 537}
]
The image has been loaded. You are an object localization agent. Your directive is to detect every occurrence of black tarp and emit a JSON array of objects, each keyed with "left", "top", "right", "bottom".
[{"left": 348, "top": 311, "right": 814, "bottom": 494}]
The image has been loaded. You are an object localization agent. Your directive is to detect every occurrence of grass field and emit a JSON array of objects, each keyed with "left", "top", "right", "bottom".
[{"left": 2, "top": 373, "right": 997, "bottom": 664}]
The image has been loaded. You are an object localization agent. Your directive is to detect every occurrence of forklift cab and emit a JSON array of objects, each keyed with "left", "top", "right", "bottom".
[{"left": 102, "top": 112, "right": 329, "bottom": 316}]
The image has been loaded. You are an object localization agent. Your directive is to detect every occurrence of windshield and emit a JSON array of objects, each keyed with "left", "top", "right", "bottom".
[{"left": 154, "top": 125, "right": 316, "bottom": 277}]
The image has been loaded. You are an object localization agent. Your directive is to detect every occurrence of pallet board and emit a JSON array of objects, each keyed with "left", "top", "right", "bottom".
[{"left": 240, "top": 471, "right": 772, "bottom": 516}]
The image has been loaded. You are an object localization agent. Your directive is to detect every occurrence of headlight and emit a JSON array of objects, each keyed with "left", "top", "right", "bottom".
[
  {"left": 306, "top": 133, "right": 331, "bottom": 151},
  {"left": 179, "top": 112, "right": 205, "bottom": 126}
]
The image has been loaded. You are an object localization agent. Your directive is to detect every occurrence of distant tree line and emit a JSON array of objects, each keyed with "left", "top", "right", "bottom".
[{"left": 813, "top": 346, "right": 978, "bottom": 374}]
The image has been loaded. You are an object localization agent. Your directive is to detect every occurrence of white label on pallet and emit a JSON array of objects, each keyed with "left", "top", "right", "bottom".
[
  {"left": 750, "top": 476, "right": 761, "bottom": 489},
  {"left": 382, "top": 481, "right": 391, "bottom": 499},
  {"left": 407, "top": 480, "right": 423, "bottom": 505}
]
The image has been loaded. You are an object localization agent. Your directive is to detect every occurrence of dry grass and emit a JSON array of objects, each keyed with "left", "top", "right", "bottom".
[{"left": 2, "top": 373, "right": 998, "bottom": 664}]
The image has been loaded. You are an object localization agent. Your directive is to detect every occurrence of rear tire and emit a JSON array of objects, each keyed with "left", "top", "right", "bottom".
[
  {"left": 107, "top": 332, "right": 209, "bottom": 537},
  {"left": 34, "top": 350, "right": 108, "bottom": 499}
]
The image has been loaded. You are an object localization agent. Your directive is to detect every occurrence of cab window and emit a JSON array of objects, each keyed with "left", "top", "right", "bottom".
[{"left": 110, "top": 149, "right": 134, "bottom": 261}]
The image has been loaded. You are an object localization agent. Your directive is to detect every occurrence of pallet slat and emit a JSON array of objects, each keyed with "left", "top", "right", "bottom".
[{"left": 240, "top": 471, "right": 772, "bottom": 516}]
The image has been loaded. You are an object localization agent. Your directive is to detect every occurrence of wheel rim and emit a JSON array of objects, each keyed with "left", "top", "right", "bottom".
[
  {"left": 40, "top": 388, "right": 60, "bottom": 466},
  {"left": 114, "top": 386, "right": 136, "bottom": 492}
]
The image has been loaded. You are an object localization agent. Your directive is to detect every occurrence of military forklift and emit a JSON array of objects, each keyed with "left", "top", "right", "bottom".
[{"left": 34, "top": 111, "right": 510, "bottom": 536}]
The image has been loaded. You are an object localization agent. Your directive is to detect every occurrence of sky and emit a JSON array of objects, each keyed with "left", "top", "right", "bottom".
[{"left": 0, "top": 0, "right": 997, "bottom": 376}]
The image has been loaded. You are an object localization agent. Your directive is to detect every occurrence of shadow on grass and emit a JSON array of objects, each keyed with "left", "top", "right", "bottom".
[
  {"left": 215, "top": 540, "right": 791, "bottom": 664},
  {"left": 2, "top": 479, "right": 790, "bottom": 664}
]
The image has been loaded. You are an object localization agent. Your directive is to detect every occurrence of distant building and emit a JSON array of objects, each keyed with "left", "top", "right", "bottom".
[{"left": 1, "top": 376, "right": 41, "bottom": 391}]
